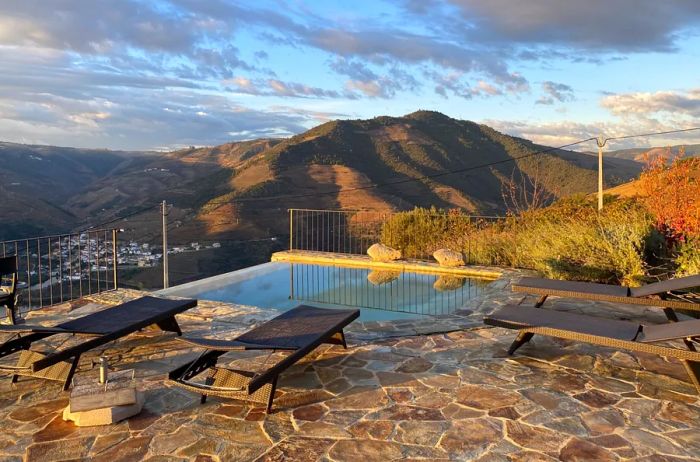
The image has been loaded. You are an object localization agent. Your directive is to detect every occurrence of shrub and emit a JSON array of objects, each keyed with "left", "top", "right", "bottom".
[
  {"left": 380, "top": 207, "right": 475, "bottom": 259},
  {"left": 508, "top": 198, "right": 656, "bottom": 285},
  {"left": 381, "top": 198, "right": 659, "bottom": 285},
  {"left": 676, "top": 239, "right": 700, "bottom": 276},
  {"left": 638, "top": 151, "right": 700, "bottom": 243}
]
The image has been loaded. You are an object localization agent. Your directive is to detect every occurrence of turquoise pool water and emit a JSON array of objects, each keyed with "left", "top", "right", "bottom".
[{"left": 164, "top": 262, "right": 490, "bottom": 322}]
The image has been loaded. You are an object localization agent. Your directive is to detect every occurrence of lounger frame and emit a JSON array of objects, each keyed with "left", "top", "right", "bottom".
[
  {"left": 0, "top": 296, "right": 196, "bottom": 389},
  {"left": 512, "top": 278, "right": 700, "bottom": 322},
  {"left": 167, "top": 305, "right": 359, "bottom": 413},
  {"left": 485, "top": 308, "right": 700, "bottom": 393},
  {"left": 0, "top": 256, "right": 18, "bottom": 324}
]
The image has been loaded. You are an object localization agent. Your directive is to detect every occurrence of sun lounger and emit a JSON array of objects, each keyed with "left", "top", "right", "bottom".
[
  {"left": 0, "top": 296, "right": 196, "bottom": 389},
  {"left": 167, "top": 305, "right": 359, "bottom": 413},
  {"left": 484, "top": 305, "right": 700, "bottom": 392},
  {"left": 512, "top": 275, "right": 700, "bottom": 321},
  {"left": 0, "top": 256, "right": 18, "bottom": 324}
]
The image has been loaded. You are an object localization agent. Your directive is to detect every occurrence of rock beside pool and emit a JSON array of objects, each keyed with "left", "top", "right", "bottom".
[
  {"left": 433, "top": 276, "right": 466, "bottom": 291},
  {"left": 367, "top": 270, "right": 400, "bottom": 286},
  {"left": 433, "top": 249, "right": 464, "bottom": 267},
  {"left": 367, "top": 243, "right": 401, "bottom": 262}
]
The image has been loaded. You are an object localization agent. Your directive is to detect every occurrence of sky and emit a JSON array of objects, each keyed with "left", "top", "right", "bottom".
[{"left": 1, "top": 0, "right": 700, "bottom": 151}]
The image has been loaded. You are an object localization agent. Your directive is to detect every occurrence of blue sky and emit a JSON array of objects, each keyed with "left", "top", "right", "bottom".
[{"left": 1, "top": 0, "right": 700, "bottom": 151}]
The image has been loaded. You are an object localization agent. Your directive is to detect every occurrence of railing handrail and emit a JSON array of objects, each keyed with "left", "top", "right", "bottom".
[
  {"left": 287, "top": 208, "right": 505, "bottom": 220},
  {"left": 0, "top": 228, "right": 118, "bottom": 245},
  {"left": 288, "top": 208, "right": 508, "bottom": 266},
  {"left": 0, "top": 228, "right": 120, "bottom": 319}
]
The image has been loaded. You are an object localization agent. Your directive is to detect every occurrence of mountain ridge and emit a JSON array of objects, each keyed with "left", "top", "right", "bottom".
[{"left": 0, "top": 112, "right": 643, "bottom": 241}]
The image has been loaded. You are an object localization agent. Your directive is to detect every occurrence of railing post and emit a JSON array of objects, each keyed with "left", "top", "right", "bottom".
[
  {"left": 112, "top": 229, "right": 119, "bottom": 290},
  {"left": 289, "top": 209, "right": 293, "bottom": 251},
  {"left": 162, "top": 200, "right": 169, "bottom": 289}
]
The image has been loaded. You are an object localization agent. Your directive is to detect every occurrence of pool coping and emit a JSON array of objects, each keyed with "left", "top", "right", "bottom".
[
  {"left": 271, "top": 250, "right": 503, "bottom": 279},
  {"left": 156, "top": 252, "right": 523, "bottom": 341}
]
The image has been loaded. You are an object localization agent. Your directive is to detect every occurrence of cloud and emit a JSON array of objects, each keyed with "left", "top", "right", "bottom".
[
  {"left": 223, "top": 76, "right": 342, "bottom": 98},
  {"left": 330, "top": 58, "right": 418, "bottom": 98},
  {"left": 443, "top": 0, "right": 700, "bottom": 52},
  {"left": 536, "top": 81, "right": 575, "bottom": 105},
  {"left": 486, "top": 116, "right": 700, "bottom": 150},
  {"left": 1, "top": 1, "right": 699, "bottom": 149},
  {"left": 601, "top": 89, "right": 700, "bottom": 117},
  {"left": 430, "top": 71, "right": 526, "bottom": 99}
]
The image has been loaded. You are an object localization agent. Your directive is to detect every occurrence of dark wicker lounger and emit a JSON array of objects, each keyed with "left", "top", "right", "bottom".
[
  {"left": 485, "top": 305, "right": 700, "bottom": 392},
  {"left": 512, "top": 274, "right": 700, "bottom": 321},
  {"left": 167, "top": 305, "right": 359, "bottom": 413},
  {"left": 0, "top": 296, "right": 196, "bottom": 389}
]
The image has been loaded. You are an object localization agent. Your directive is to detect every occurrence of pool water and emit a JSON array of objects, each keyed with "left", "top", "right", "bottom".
[{"left": 163, "top": 262, "right": 490, "bottom": 322}]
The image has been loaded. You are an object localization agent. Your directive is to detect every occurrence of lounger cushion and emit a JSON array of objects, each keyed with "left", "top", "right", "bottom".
[
  {"left": 484, "top": 305, "right": 641, "bottom": 341},
  {"left": 513, "top": 277, "right": 630, "bottom": 298},
  {"left": 58, "top": 296, "right": 196, "bottom": 335},
  {"left": 629, "top": 274, "right": 700, "bottom": 298},
  {"left": 236, "top": 305, "right": 358, "bottom": 349}
]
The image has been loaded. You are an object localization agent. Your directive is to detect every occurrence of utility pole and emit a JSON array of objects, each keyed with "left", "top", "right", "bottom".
[
  {"left": 597, "top": 136, "right": 607, "bottom": 210},
  {"left": 161, "top": 200, "right": 169, "bottom": 288}
]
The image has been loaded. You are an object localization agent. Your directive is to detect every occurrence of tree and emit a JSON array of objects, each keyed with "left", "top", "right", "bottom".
[{"left": 500, "top": 164, "right": 558, "bottom": 215}]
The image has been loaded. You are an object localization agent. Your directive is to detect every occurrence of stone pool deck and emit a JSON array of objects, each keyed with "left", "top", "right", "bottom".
[{"left": 1, "top": 273, "right": 699, "bottom": 461}]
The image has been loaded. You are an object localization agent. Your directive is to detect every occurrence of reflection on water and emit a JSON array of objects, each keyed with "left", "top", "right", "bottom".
[
  {"left": 290, "top": 263, "right": 487, "bottom": 317},
  {"left": 189, "top": 262, "right": 490, "bottom": 322}
]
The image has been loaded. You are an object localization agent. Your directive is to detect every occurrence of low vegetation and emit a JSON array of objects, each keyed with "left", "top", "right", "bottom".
[{"left": 380, "top": 151, "right": 700, "bottom": 284}]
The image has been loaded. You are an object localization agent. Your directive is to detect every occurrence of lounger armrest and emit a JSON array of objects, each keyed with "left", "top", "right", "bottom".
[
  {"left": 177, "top": 336, "right": 299, "bottom": 351},
  {"left": 0, "top": 325, "right": 75, "bottom": 335},
  {"left": 630, "top": 274, "right": 700, "bottom": 298},
  {"left": 638, "top": 318, "right": 700, "bottom": 343}
]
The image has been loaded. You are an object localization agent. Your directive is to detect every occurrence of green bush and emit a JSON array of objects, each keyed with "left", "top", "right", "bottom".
[
  {"left": 676, "top": 239, "right": 700, "bottom": 276},
  {"left": 506, "top": 198, "right": 657, "bottom": 285},
  {"left": 380, "top": 207, "right": 475, "bottom": 259},
  {"left": 381, "top": 198, "right": 661, "bottom": 285}
]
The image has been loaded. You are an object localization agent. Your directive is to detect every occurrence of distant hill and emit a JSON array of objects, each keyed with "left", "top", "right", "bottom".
[
  {"left": 585, "top": 144, "right": 700, "bottom": 162},
  {"left": 0, "top": 111, "right": 643, "bottom": 242}
]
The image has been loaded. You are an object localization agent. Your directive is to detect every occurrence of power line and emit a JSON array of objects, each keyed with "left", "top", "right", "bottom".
[
  {"left": 605, "top": 126, "right": 700, "bottom": 142},
  {"left": 73, "top": 125, "right": 700, "bottom": 229},
  {"left": 78, "top": 204, "right": 159, "bottom": 232},
  {"left": 201, "top": 137, "right": 598, "bottom": 208}
]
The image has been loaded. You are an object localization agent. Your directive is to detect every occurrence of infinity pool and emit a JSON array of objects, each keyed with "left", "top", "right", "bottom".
[{"left": 163, "top": 262, "right": 490, "bottom": 322}]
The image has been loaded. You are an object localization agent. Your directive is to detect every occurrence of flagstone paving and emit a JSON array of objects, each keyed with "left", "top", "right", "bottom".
[{"left": 0, "top": 272, "right": 698, "bottom": 461}]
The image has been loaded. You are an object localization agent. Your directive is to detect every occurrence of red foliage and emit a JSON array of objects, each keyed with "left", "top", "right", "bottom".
[{"left": 638, "top": 148, "right": 700, "bottom": 243}]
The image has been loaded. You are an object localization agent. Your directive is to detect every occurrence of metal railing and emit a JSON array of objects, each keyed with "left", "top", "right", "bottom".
[
  {"left": 0, "top": 229, "right": 119, "bottom": 315},
  {"left": 289, "top": 262, "right": 488, "bottom": 316},
  {"left": 288, "top": 208, "right": 505, "bottom": 264}
]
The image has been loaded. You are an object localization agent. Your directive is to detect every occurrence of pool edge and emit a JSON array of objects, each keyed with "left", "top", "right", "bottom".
[{"left": 271, "top": 250, "right": 503, "bottom": 279}]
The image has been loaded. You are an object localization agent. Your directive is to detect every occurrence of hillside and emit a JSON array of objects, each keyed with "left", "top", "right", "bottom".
[
  {"left": 0, "top": 111, "right": 643, "bottom": 244},
  {"left": 0, "top": 140, "right": 280, "bottom": 240},
  {"left": 189, "top": 111, "right": 641, "bottom": 235}
]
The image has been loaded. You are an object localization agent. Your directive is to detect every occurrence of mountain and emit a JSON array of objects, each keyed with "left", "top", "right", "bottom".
[
  {"left": 0, "top": 112, "right": 644, "bottom": 242},
  {"left": 0, "top": 139, "right": 280, "bottom": 239},
  {"left": 0, "top": 111, "right": 648, "bottom": 287},
  {"left": 185, "top": 111, "right": 642, "bottom": 237}
]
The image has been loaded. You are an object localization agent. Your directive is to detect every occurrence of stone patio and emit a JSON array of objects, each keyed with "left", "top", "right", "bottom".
[{"left": 1, "top": 271, "right": 699, "bottom": 461}]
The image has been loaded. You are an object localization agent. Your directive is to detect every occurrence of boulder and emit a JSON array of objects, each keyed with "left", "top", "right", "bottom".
[
  {"left": 433, "top": 248, "right": 465, "bottom": 267},
  {"left": 367, "top": 243, "right": 401, "bottom": 262},
  {"left": 367, "top": 270, "right": 401, "bottom": 286},
  {"left": 433, "top": 276, "right": 466, "bottom": 292}
]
